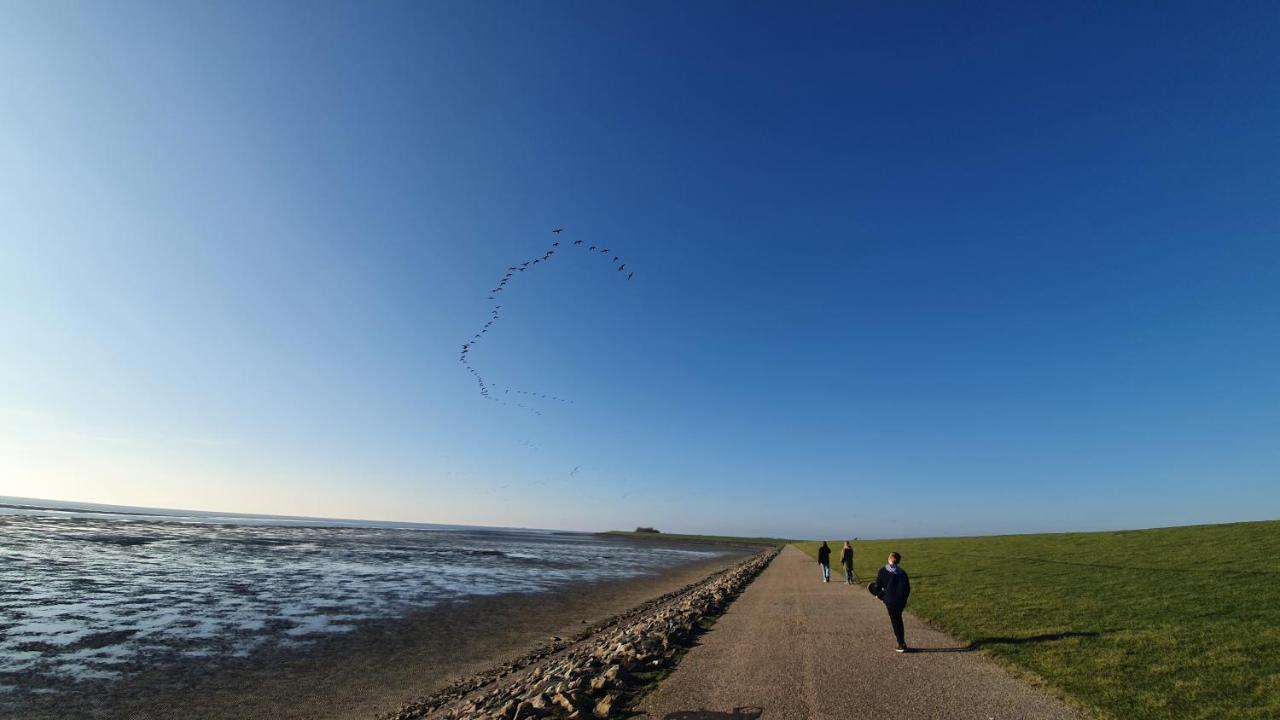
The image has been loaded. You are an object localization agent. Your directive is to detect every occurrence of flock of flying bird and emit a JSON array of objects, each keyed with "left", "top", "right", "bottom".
[{"left": 459, "top": 228, "right": 635, "bottom": 411}]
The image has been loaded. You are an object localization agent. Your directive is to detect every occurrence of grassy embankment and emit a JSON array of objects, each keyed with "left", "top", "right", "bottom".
[
  {"left": 602, "top": 531, "right": 791, "bottom": 547},
  {"left": 797, "top": 521, "right": 1280, "bottom": 720}
]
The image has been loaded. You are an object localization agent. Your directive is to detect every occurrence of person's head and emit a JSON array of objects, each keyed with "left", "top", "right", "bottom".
[
  {"left": 887, "top": 552, "right": 901, "bottom": 566},
  {"left": 821, "top": 541, "right": 829, "bottom": 548},
  {"left": 843, "top": 541, "right": 850, "bottom": 548}
]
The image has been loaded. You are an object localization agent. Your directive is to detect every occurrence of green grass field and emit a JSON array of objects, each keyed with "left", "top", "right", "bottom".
[
  {"left": 602, "top": 530, "right": 791, "bottom": 546},
  {"left": 797, "top": 521, "right": 1280, "bottom": 720}
]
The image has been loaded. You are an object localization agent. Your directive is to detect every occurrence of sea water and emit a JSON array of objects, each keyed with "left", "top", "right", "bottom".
[{"left": 0, "top": 498, "right": 725, "bottom": 698}]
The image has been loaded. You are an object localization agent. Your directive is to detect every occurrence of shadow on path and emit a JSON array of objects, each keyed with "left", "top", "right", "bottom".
[{"left": 664, "top": 707, "right": 764, "bottom": 720}]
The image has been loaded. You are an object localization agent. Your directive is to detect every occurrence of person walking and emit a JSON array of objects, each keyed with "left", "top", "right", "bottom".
[
  {"left": 840, "top": 541, "right": 855, "bottom": 584},
  {"left": 817, "top": 541, "right": 831, "bottom": 583},
  {"left": 873, "top": 551, "right": 911, "bottom": 652}
]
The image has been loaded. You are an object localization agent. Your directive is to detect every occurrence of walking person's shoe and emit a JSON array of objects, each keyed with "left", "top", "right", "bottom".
[{"left": 895, "top": 644, "right": 908, "bottom": 653}]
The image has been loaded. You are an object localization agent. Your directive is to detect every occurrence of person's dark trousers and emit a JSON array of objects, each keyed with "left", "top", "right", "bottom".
[{"left": 886, "top": 604, "right": 906, "bottom": 646}]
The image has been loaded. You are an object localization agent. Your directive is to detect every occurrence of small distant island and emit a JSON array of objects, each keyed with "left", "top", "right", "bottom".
[{"left": 634, "top": 526, "right": 661, "bottom": 534}]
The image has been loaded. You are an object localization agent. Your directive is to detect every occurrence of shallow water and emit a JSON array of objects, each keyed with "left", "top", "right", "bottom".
[{"left": 0, "top": 501, "right": 725, "bottom": 702}]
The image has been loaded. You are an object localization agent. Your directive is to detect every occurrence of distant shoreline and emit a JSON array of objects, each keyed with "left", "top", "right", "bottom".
[
  {"left": 597, "top": 530, "right": 793, "bottom": 547},
  {"left": 0, "top": 495, "right": 591, "bottom": 533}
]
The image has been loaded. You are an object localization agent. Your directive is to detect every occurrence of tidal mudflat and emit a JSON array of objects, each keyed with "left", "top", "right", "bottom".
[{"left": 0, "top": 501, "right": 740, "bottom": 719}]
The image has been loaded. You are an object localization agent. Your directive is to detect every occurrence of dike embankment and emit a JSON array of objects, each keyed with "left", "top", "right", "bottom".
[{"left": 388, "top": 547, "right": 779, "bottom": 720}]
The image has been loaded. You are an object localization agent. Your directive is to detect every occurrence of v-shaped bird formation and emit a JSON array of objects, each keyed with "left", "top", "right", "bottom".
[{"left": 459, "top": 228, "right": 635, "bottom": 411}]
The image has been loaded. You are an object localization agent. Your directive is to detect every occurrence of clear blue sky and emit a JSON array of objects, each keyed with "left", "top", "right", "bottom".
[{"left": 1, "top": 2, "right": 1276, "bottom": 538}]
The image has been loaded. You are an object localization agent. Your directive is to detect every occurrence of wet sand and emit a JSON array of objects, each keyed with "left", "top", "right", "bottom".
[{"left": 7, "top": 549, "right": 751, "bottom": 720}]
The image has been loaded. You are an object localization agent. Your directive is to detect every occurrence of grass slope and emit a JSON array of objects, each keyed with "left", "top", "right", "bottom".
[{"left": 797, "top": 521, "right": 1280, "bottom": 720}]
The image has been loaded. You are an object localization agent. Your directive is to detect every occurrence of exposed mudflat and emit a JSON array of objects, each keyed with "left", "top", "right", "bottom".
[{"left": 0, "top": 509, "right": 744, "bottom": 719}]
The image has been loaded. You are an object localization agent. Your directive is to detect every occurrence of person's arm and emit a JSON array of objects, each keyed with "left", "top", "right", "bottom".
[{"left": 902, "top": 572, "right": 911, "bottom": 604}]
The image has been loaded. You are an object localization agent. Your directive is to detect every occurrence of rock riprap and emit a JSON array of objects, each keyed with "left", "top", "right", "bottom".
[{"left": 388, "top": 547, "right": 778, "bottom": 720}]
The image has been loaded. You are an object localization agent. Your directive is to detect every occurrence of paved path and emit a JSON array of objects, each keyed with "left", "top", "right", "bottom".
[{"left": 635, "top": 545, "right": 1082, "bottom": 720}]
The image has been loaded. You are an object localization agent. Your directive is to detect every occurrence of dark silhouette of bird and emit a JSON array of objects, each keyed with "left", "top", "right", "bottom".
[
  {"left": 601, "top": 248, "right": 609, "bottom": 253},
  {"left": 628, "top": 272, "right": 634, "bottom": 280},
  {"left": 552, "top": 228, "right": 563, "bottom": 233},
  {"left": 573, "top": 239, "right": 583, "bottom": 245},
  {"left": 588, "top": 245, "right": 597, "bottom": 251},
  {"left": 617, "top": 264, "right": 625, "bottom": 272},
  {"left": 552, "top": 241, "right": 560, "bottom": 246}
]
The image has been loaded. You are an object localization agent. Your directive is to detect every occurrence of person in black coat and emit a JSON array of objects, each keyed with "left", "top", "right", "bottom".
[
  {"left": 840, "top": 541, "right": 855, "bottom": 584},
  {"left": 817, "top": 541, "right": 831, "bottom": 583},
  {"left": 874, "top": 551, "right": 911, "bottom": 652}
]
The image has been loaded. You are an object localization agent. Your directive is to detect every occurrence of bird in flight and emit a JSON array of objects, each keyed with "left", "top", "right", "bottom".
[
  {"left": 617, "top": 264, "right": 626, "bottom": 272},
  {"left": 573, "top": 239, "right": 583, "bottom": 245},
  {"left": 552, "top": 228, "right": 564, "bottom": 233},
  {"left": 627, "top": 272, "right": 634, "bottom": 280},
  {"left": 588, "top": 245, "right": 597, "bottom": 251}
]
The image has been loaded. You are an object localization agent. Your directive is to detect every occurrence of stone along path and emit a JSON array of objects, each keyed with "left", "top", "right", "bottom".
[{"left": 635, "top": 545, "right": 1082, "bottom": 720}]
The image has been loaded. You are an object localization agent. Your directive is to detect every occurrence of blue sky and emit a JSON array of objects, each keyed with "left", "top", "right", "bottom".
[{"left": 1, "top": 2, "right": 1276, "bottom": 538}]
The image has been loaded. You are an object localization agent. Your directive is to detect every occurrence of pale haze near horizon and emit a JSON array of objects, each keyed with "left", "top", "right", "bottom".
[{"left": 2, "top": 2, "right": 1277, "bottom": 539}]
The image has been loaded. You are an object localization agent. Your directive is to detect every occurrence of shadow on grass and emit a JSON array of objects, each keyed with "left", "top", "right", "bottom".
[
  {"left": 969, "top": 630, "right": 1103, "bottom": 648},
  {"left": 909, "top": 630, "right": 1103, "bottom": 653},
  {"left": 664, "top": 708, "right": 764, "bottom": 720}
]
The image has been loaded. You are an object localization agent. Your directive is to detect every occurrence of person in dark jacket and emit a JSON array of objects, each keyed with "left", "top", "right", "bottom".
[
  {"left": 840, "top": 541, "right": 855, "bottom": 584},
  {"left": 817, "top": 541, "right": 831, "bottom": 583},
  {"left": 874, "top": 551, "right": 911, "bottom": 652}
]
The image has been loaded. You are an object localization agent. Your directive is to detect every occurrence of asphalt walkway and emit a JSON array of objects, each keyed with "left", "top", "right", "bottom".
[{"left": 635, "top": 545, "right": 1082, "bottom": 720}]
